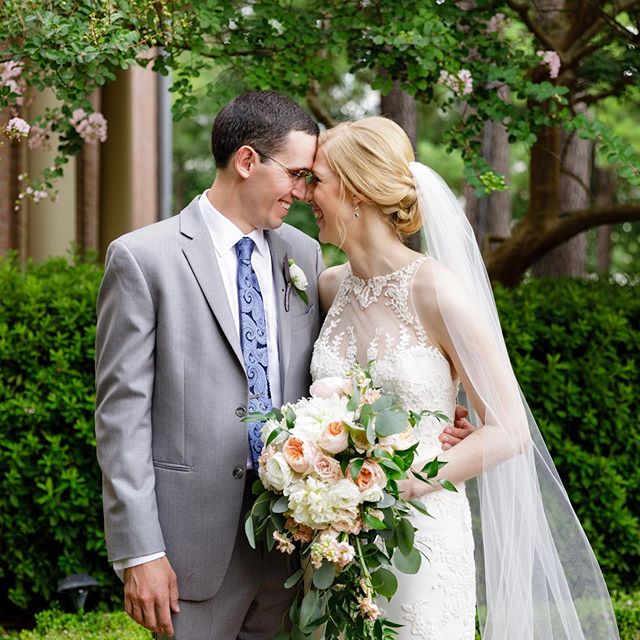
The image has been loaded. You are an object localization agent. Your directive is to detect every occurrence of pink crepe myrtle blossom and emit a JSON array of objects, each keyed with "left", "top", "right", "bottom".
[
  {"left": 537, "top": 50, "right": 561, "bottom": 79},
  {"left": 485, "top": 13, "right": 506, "bottom": 34},
  {"left": 4, "top": 117, "right": 30, "bottom": 140},
  {"left": 70, "top": 108, "right": 108, "bottom": 144},
  {"left": 438, "top": 69, "right": 474, "bottom": 97},
  {"left": 27, "top": 124, "right": 52, "bottom": 150},
  {"left": 0, "top": 61, "right": 25, "bottom": 104}
]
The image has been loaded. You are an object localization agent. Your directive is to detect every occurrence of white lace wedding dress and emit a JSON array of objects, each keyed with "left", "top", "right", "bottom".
[{"left": 311, "top": 257, "right": 476, "bottom": 640}]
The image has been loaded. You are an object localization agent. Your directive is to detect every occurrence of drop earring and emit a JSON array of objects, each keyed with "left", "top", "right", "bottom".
[{"left": 354, "top": 206, "right": 360, "bottom": 218}]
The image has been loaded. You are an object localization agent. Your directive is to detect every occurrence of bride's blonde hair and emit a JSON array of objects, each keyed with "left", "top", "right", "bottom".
[{"left": 318, "top": 116, "right": 422, "bottom": 238}]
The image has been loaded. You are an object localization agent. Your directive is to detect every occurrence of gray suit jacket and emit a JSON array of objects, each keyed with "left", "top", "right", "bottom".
[{"left": 95, "top": 197, "right": 323, "bottom": 600}]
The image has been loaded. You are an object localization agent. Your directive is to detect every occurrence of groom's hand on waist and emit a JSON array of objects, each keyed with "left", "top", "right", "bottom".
[
  {"left": 439, "top": 405, "right": 476, "bottom": 450},
  {"left": 124, "top": 556, "right": 180, "bottom": 636}
]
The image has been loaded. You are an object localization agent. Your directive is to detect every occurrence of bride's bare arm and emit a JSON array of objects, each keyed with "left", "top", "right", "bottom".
[{"left": 401, "top": 259, "right": 530, "bottom": 497}]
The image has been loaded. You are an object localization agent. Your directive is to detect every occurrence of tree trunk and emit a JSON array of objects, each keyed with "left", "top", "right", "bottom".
[
  {"left": 379, "top": 83, "right": 420, "bottom": 250},
  {"left": 464, "top": 118, "right": 512, "bottom": 255},
  {"left": 594, "top": 167, "right": 615, "bottom": 274},
  {"left": 531, "top": 108, "right": 592, "bottom": 277},
  {"left": 380, "top": 81, "right": 417, "bottom": 152}
]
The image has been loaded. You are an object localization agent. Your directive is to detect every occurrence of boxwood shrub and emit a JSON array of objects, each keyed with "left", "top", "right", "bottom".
[{"left": 0, "top": 254, "right": 638, "bottom": 615}]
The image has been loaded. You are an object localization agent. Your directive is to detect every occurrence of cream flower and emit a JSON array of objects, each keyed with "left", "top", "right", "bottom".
[
  {"left": 260, "top": 451, "right": 294, "bottom": 492},
  {"left": 294, "top": 395, "right": 354, "bottom": 443},
  {"left": 288, "top": 260, "right": 308, "bottom": 291},
  {"left": 310, "top": 376, "right": 352, "bottom": 399}
]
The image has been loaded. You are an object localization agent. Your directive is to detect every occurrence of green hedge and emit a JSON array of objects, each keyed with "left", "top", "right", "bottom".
[
  {"left": 0, "top": 610, "right": 151, "bottom": 639},
  {"left": 1, "top": 592, "right": 639, "bottom": 640},
  {"left": 495, "top": 278, "right": 640, "bottom": 591},
  {"left": 0, "top": 254, "right": 118, "bottom": 612},
  {"left": 0, "top": 255, "right": 638, "bottom": 614}
]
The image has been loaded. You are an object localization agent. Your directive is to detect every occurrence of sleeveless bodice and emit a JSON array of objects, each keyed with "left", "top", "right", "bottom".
[
  {"left": 310, "top": 257, "right": 477, "bottom": 639},
  {"left": 311, "top": 257, "right": 458, "bottom": 460}
]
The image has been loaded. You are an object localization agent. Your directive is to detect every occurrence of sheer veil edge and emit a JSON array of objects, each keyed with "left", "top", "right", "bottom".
[{"left": 409, "top": 161, "right": 620, "bottom": 640}]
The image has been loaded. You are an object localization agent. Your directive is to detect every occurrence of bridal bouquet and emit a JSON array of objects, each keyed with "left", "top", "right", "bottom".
[{"left": 244, "top": 364, "right": 455, "bottom": 640}]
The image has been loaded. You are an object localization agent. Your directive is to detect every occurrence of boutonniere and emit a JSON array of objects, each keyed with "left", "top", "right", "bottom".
[{"left": 283, "top": 255, "right": 309, "bottom": 311}]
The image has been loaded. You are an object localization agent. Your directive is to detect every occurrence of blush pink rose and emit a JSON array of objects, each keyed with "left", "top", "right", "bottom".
[
  {"left": 310, "top": 376, "right": 351, "bottom": 399},
  {"left": 318, "top": 420, "right": 350, "bottom": 454},
  {"left": 313, "top": 454, "right": 343, "bottom": 482},
  {"left": 349, "top": 460, "right": 387, "bottom": 502},
  {"left": 282, "top": 436, "right": 319, "bottom": 474}
]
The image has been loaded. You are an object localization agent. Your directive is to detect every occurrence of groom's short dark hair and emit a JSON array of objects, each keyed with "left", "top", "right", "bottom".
[{"left": 211, "top": 91, "right": 319, "bottom": 168}]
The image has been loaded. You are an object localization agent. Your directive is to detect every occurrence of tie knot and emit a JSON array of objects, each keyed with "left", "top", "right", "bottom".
[{"left": 235, "top": 236, "right": 255, "bottom": 261}]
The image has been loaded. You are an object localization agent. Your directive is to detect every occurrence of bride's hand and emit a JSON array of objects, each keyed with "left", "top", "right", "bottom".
[{"left": 397, "top": 478, "right": 423, "bottom": 501}]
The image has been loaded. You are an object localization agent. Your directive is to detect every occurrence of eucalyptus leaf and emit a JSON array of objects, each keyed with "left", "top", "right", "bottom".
[
  {"left": 375, "top": 409, "right": 408, "bottom": 437},
  {"left": 272, "top": 495, "right": 290, "bottom": 513},
  {"left": 312, "top": 560, "right": 336, "bottom": 589},
  {"left": 371, "top": 395, "right": 394, "bottom": 412},
  {"left": 299, "top": 591, "right": 319, "bottom": 629},
  {"left": 408, "top": 498, "right": 431, "bottom": 517},
  {"left": 377, "top": 492, "right": 396, "bottom": 508},
  {"left": 397, "top": 517, "right": 415, "bottom": 556},
  {"left": 394, "top": 547, "right": 421, "bottom": 574},
  {"left": 347, "top": 383, "right": 360, "bottom": 411},
  {"left": 244, "top": 513, "right": 255, "bottom": 549},
  {"left": 284, "top": 568, "right": 304, "bottom": 589},
  {"left": 370, "top": 568, "right": 398, "bottom": 599}
]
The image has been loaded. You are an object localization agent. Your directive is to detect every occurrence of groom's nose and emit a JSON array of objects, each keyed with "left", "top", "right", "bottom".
[{"left": 292, "top": 180, "right": 311, "bottom": 202}]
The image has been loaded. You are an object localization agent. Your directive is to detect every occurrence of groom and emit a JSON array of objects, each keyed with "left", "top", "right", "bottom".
[{"left": 95, "top": 90, "right": 474, "bottom": 639}]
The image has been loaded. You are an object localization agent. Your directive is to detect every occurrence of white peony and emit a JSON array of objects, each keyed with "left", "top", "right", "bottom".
[
  {"left": 294, "top": 395, "right": 354, "bottom": 444},
  {"left": 285, "top": 476, "right": 336, "bottom": 529}
]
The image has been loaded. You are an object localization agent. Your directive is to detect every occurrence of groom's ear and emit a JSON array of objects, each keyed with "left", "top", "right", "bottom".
[{"left": 234, "top": 146, "right": 256, "bottom": 179}]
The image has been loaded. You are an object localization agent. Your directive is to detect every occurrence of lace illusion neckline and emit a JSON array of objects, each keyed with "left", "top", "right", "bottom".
[
  {"left": 346, "top": 256, "right": 427, "bottom": 286},
  {"left": 343, "top": 257, "right": 427, "bottom": 309}
]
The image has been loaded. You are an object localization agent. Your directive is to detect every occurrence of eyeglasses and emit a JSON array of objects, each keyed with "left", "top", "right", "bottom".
[{"left": 255, "top": 149, "right": 317, "bottom": 186}]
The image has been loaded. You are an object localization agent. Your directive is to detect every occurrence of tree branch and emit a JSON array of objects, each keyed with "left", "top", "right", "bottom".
[
  {"left": 564, "top": 0, "right": 640, "bottom": 64},
  {"left": 506, "top": 0, "right": 558, "bottom": 51},
  {"left": 486, "top": 203, "right": 640, "bottom": 286},
  {"left": 306, "top": 82, "right": 338, "bottom": 128}
]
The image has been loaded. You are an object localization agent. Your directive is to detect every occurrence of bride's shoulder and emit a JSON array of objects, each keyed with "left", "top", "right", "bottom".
[
  {"left": 413, "top": 257, "right": 468, "bottom": 317},
  {"left": 318, "top": 263, "right": 349, "bottom": 314}
]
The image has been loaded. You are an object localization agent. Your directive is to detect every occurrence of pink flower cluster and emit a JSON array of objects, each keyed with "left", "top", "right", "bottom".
[
  {"left": 0, "top": 60, "right": 25, "bottom": 105},
  {"left": 70, "top": 108, "right": 108, "bottom": 144},
  {"left": 485, "top": 13, "right": 506, "bottom": 34},
  {"left": 309, "top": 529, "right": 356, "bottom": 569},
  {"left": 27, "top": 124, "right": 52, "bottom": 151},
  {"left": 438, "top": 69, "right": 474, "bottom": 96},
  {"left": 537, "top": 50, "right": 561, "bottom": 79},
  {"left": 4, "top": 117, "right": 30, "bottom": 140}
]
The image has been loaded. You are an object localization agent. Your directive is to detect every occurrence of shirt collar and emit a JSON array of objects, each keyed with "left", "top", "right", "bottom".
[{"left": 198, "top": 190, "right": 268, "bottom": 258}]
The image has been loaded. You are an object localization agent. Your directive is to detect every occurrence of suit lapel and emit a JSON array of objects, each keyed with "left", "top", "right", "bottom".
[
  {"left": 180, "top": 199, "right": 244, "bottom": 369},
  {"left": 266, "top": 229, "right": 293, "bottom": 399}
]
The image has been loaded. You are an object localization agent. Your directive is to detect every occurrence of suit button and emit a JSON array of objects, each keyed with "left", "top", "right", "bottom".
[
  {"left": 235, "top": 406, "right": 247, "bottom": 418},
  {"left": 232, "top": 467, "right": 244, "bottom": 479}
]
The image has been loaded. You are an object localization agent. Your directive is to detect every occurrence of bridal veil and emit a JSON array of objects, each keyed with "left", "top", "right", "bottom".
[{"left": 409, "top": 161, "right": 620, "bottom": 640}]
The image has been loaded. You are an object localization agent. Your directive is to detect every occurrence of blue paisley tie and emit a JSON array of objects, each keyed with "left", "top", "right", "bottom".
[{"left": 235, "top": 237, "right": 272, "bottom": 469}]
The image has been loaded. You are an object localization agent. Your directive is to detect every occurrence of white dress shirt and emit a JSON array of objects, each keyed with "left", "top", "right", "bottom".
[{"left": 113, "top": 192, "right": 283, "bottom": 578}]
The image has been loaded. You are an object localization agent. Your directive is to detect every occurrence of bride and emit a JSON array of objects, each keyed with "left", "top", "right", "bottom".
[{"left": 308, "top": 116, "right": 619, "bottom": 639}]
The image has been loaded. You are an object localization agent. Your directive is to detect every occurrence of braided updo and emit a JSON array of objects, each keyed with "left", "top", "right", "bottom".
[{"left": 318, "top": 116, "right": 422, "bottom": 238}]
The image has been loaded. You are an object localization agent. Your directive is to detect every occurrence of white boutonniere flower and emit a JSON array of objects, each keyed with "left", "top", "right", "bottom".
[{"left": 284, "top": 256, "right": 309, "bottom": 307}]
